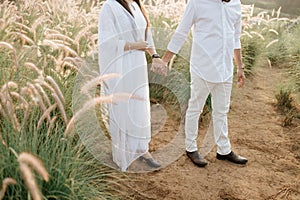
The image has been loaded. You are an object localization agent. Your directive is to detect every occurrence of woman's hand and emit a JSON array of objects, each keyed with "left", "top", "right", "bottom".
[{"left": 125, "top": 40, "right": 150, "bottom": 51}]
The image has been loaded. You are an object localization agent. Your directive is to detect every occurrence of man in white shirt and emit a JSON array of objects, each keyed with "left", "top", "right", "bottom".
[{"left": 162, "top": 0, "right": 248, "bottom": 167}]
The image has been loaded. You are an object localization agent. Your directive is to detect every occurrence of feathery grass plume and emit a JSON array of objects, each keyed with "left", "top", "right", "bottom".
[
  {"left": 34, "top": 83, "right": 51, "bottom": 107},
  {"left": 27, "top": 83, "right": 50, "bottom": 121},
  {"left": 9, "top": 91, "right": 29, "bottom": 110},
  {"left": 19, "top": 163, "right": 42, "bottom": 200},
  {"left": 46, "top": 33, "right": 76, "bottom": 46},
  {"left": 18, "top": 152, "right": 49, "bottom": 182},
  {"left": 9, "top": 91, "right": 30, "bottom": 126},
  {"left": 266, "top": 39, "right": 279, "bottom": 48},
  {"left": 52, "top": 92, "right": 68, "bottom": 124},
  {"left": 0, "top": 178, "right": 17, "bottom": 200},
  {"left": 277, "top": 6, "right": 281, "bottom": 18},
  {"left": 13, "top": 22, "right": 31, "bottom": 33},
  {"left": 80, "top": 73, "right": 120, "bottom": 95},
  {"left": 20, "top": 86, "right": 35, "bottom": 102},
  {"left": 0, "top": 91, "right": 21, "bottom": 132},
  {"left": 0, "top": 81, "right": 18, "bottom": 93},
  {"left": 0, "top": 41, "right": 18, "bottom": 68},
  {"left": 267, "top": 59, "right": 272, "bottom": 68},
  {"left": 242, "top": 30, "right": 253, "bottom": 38},
  {"left": 56, "top": 43, "right": 78, "bottom": 57},
  {"left": 0, "top": 19, "right": 5, "bottom": 29},
  {"left": 47, "top": 116, "right": 57, "bottom": 136},
  {"left": 250, "top": 31, "right": 265, "bottom": 40},
  {"left": 74, "top": 24, "right": 96, "bottom": 50},
  {"left": 269, "top": 29, "right": 279, "bottom": 35},
  {"left": 31, "top": 15, "right": 49, "bottom": 40},
  {"left": 64, "top": 93, "right": 143, "bottom": 136},
  {"left": 46, "top": 75, "right": 65, "bottom": 104},
  {"left": 8, "top": 32, "right": 35, "bottom": 46},
  {"left": 0, "top": 102, "right": 6, "bottom": 120},
  {"left": 37, "top": 103, "right": 57, "bottom": 129},
  {"left": 42, "top": 39, "right": 59, "bottom": 50},
  {"left": 62, "top": 57, "right": 81, "bottom": 71},
  {"left": 24, "top": 62, "right": 43, "bottom": 77}
]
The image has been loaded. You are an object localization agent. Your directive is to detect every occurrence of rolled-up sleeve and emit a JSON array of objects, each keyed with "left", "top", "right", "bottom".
[
  {"left": 146, "top": 28, "right": 157, "bottom": 54},
  {"left": 167, "top": 0, "right": 195, "bottom": 54},
  {"left": 234, "top": 15, "right": 242, "bottom": 49}
]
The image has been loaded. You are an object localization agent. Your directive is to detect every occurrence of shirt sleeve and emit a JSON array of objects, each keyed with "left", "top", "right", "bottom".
[
  {"left": 146, "top": 28, "right": 157, "bottom": 54},
  {"left": 167, "top": 0, "right": 195, "bottom": 54},
  {"left": 98, "top": 4, "right": 126, "bottom": 74},
  {"left": 234, "top": 14, "right": 242, "bottom": 49}
]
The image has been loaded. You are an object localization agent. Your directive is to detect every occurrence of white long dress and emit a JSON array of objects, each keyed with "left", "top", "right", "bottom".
[{"left": 98, "top": 0, "right": 152, "bottom": 172}]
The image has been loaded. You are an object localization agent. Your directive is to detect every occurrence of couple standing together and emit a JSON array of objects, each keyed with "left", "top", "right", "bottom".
[{"left": 98, "top": 0, "right": 248, "bottom": 172}]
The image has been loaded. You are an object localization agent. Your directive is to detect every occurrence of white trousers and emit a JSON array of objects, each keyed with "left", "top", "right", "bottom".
[{"left": 185, "top": 73, "right": 232, "bottom": 155}]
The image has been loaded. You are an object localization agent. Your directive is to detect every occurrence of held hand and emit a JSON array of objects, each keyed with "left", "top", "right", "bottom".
[
  {"left": 151, "top": 58, "right": 168, "bottom": 76},
  {"left": 237, "top": 68, "right": 245, "bottom": 88},
  {"left": 133, "top": 40, "right": 150, "bottom": 51}
]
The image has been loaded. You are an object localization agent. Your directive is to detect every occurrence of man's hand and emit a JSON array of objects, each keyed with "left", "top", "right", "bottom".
[
  {"left": 237, "top": 68, "right": 245, "bottom": 88},
  {"left": 151, "top": 58, "right": 168, "bottom": 76}
]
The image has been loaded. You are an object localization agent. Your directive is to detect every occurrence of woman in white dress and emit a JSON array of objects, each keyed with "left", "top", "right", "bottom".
[{"left": 98, "top": 0, "right": 166, "bottom": 171}]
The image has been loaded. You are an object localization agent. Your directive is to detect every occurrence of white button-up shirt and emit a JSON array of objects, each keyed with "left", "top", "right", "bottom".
[{"left": 167, "top": 0, "right": 242, "bottom": 83}]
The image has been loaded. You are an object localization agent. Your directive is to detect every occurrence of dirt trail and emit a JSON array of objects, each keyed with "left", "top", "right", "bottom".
[{"left": 124, "top": 65, "right": 300, "bottom": 200}]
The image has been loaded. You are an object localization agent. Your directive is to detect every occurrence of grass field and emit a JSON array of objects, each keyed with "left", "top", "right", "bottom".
[{"left": 241, "top": 0, "right": 300, "bottom": 16}]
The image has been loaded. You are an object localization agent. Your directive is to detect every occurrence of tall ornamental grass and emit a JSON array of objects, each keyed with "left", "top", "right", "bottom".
[{"left": 0, "top": 0, "right": 122, "bottom": 199}]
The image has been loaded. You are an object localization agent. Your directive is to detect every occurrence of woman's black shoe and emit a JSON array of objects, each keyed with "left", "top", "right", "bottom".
[{"left": 139, "top": 156, "right": 161, "bottom": 168}]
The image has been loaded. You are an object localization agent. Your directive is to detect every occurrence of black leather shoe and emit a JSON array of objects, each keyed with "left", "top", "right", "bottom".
[
  {"left": 186, "top": 151, "right": 208, "bottom": 167},
  {"left": 139, "top": 156, "right": 161, "bottom": 168},
  {"left": 216, "top": 151, "right": 248, "bottom": 164}
]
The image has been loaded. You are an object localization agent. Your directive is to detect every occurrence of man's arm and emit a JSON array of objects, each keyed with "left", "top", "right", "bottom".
[
  {"left": 234, "top": 49, "right": 245, "bottom": 88},
  {"left": 162, "top": 0, "right": 195, "bottom": 64}
]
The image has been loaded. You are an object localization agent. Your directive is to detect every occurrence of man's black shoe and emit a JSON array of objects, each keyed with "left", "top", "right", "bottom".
[
  {"left": 216, "top": 151, "right": 248, "bottom": 164},
  {"left": 186, "top": 151, "right": 208, "bottom": 167}
]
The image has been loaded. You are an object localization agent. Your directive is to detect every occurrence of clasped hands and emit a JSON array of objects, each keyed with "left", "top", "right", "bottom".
[
  {"left": 133, "top": 40, "right": 168, "bottom": 76},
  {"left": 151, "top": 58, "right": 168, "bottom": 76},
  {"left": 128, "top": 40, "right": 168, "bottom": 76}
]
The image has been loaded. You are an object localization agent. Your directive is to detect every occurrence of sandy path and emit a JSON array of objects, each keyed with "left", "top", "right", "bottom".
[{"left": 123, "top": 65, "right": 300, "bottom": 200}]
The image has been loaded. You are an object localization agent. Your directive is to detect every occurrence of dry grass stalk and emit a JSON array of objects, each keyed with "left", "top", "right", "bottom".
[
  {"left": 0, "top": 92, "right": 21, "bottom": 132},
  {"left": 9, "top": 92, "right": 31, "bottom": 126},
  {"left": 0, "top": 178, "right": 17, "bottom": 200},
  {"left": 24, "top": 62, "right": 43, "bottom": 77},
  {"left": 37, "top": 103, "right": 57, "bottom": 129},
  {"left": 266, "top": 39, "right": 279, "bottom": 48},
  {"left": 46, "top": 33, "right": 76, "bottom": 46},
  {"left": 8, "top": 32, "right": 35, "bottom": 46},
  {"left": 52, "top": 93, "right": 68, "bottom": 124},
  {"left": 9, "top": 91, "right": 29, "bottom": 110},
  {"left": 62, "top": 56, "right": 84, "bottom": 70},
  {"left": 20, "top": 87, "right": 35, "bottom": 102},
  {"left": 0, "top": 41, "right": 18, "bottom": 69},
  {"left": 13, "top": 22, "right": 31, "bottom": 33},
  {"left": 0, "top": 19, "right": 5, "bottom": 29},
  {"left": 46, "top": 76, "right": 65, "bottom": 104},
  {"left": 34, "top": 83, "right": 51, "bottom": 107},
  {"left": 19, "top": 163, "right": 42, "bottom": 200},
  {"left": 27, "top": 83, "right": 49, "bottom": 121},
  {"left": 64, "top": 93, "right": 143, "bottom": 136},
  {"left": 18, "top": 152, "right": 49, "bottom": 182},
  {"left": 269, "top": 29, "right": 279, "bottom": 35},
  {"left": 47, "top": 116, "right": 57, "bottom": 136},
  {"left": 250, "top": 31, "right": 265, "bottom": 40},
  {"left": 1, "top": 81, "right": 18, "bottom": 93},
  {"left": 31, "top": 15, "right": 49, "bottom": 40},
  {"left": 80, "top": 73, "right": 120, "bottom": 94},
  {"left": 56, "top": 43, "right": 78, "bottom": 57}
]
